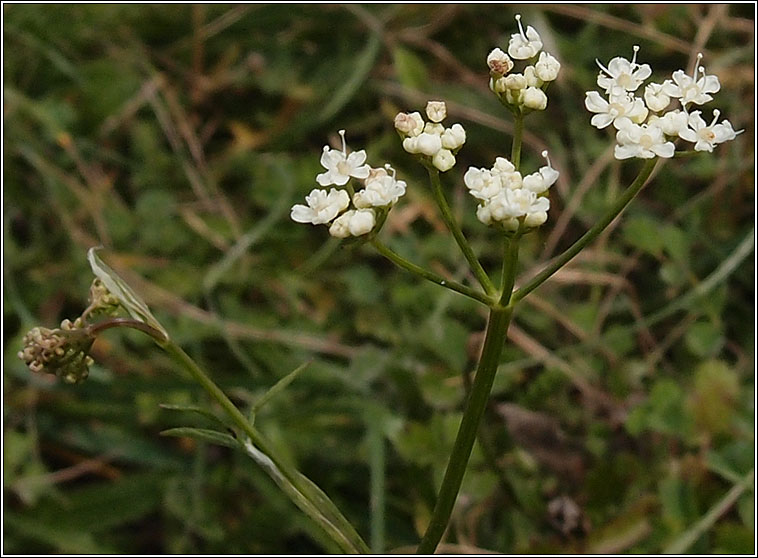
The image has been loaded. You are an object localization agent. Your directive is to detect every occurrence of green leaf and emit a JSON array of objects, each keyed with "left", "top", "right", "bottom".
[
  {"left": 160, "top": 427, "right": 239, "bottom": 449},
  {"left": 87, "top": 247, "right": 169, "bottom": 342},
  {"left": 251, "top": 361, "right": 310, "bottom": 416},
  {"left": 159, "top": 403, "right": 230, "bottom": 428}
]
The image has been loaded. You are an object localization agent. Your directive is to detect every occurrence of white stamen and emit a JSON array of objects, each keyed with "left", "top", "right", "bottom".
[
  {"left": 711, "top": 109, "right": 721, "bottom": 125},
  {"left": 693, "top": 53, "right": 703, "bottom": 80},
  {"left": 515, "top": 14, "right": 526, "bottom": 40},
  {"left": 338, "top": 129, "right": 347, "bottom": 153},
  {"left": 541, "top": 150, "right": 552, "bottom": 167},
  {"left": 384, "top": 163, "right": 396, "bottom": 179},
  {"left": 595, "top": 58, "right": 612, "bottom": 77},
  {"left": 631, "top": 45, "right": 639, "bottom": 67}
]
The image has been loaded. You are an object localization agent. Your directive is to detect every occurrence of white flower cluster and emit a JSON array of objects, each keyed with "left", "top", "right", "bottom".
[
  {"left": 487, "top": 14, "right": 561, "bottom": 112},
  {"left": 291, "top": 130, "right": 407, "bottom": 238},
  {"left": 395, "top": 101, "right": 466, "bottom": 172},
  {"left": 586, "top": 49, "right": 741, "bottom": 159},
  {"left": 464, "top": 151, "right": 558, "bottom": 231}
]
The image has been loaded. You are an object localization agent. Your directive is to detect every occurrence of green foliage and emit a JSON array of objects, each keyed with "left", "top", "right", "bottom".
[{"left": 4, "top": 4, "right": 753, "bottom": 554}]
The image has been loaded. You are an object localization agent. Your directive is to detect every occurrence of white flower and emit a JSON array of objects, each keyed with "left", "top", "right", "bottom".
[
  {"left": 441, "top": 123, "right": 466, "bottom": 150},
  {"left": 522, "top": 151, "right": 559, "bottom": 194},
  {"left": 487, "top": 47, "right": 514, "bottom": 76},
  {"left": 643, "top": 81, "right": 672, "bottom": 112},
  {"left": 651, "top": 109, "right": 689, "bottom": 137},
  {"left": 584, "top": 90, "right": 648, "bottom": 129},
  {"left": 395, "top": 112, "right": 425, "bottom": 136},
  {"left": 464, "top": 167, "right": 503, "bottom": 201},
  {"left": 535, "top": 51, "right": 561, "bottom": 82},
  {"left": 329, "top": 209, "right": 376, "bottom": 238},
  {"left": 523, "top": 86, "right": 547, "bottom": 110},
  {"left": 508, "top": 14, "right": 543, "bottom": 60},
  {"left": 353, "top": 166, "right": 407, "bottom": 208},
  {"left": 432, "top": 149, "right": 456, "bottom": 172},
  {"left": 487, "top": 188, "right": 549, "bottom": 221},
  {"left": 316, "top": 130, "right": 371, "bottom": 186},
  {"left": 614, "top": 118, "right": 675, "bottom": 159},
  {"left": 291, "top": 188, "right": 350, "bottom": 225},
  {"left": 524, "top": 210, "right": 548, "bottom": 228},
  {"left": 493, "top": 157, "right": 523, "bottom": 190},
  {"left": 415, "top": 132, "right": 443, "bottom": 156},
  {"left": 424, "top": 122, "right": 445, "bottom": 135},
  {"left": 678, "top": 110, "right": 740, "bottom": 152},
  {"left": 426, "top": 101, "right": 447, "bottom": 123},
  {"left": 596, "top": 46, "right": 652, "bottom": 95},
  {"left": 491, "top": 76, "right": 507, "bottom": 93},
  {"left": 662, "top": 53, "right": 721, "bottom": 106}
]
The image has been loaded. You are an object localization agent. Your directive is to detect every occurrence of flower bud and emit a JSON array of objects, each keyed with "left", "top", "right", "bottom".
[
  {"left": 523, "top": 86, "right": 548, "bottom": 110},
  {"left": 433, "top": 149, "right": 456, "bottom": 172},
  {"left": 504, "top": 73, "right": 527, "bottom": 90},
  {"left": 424, "top": 122, "right": 445, "bottom": 136},
  {"left": 329, "top": 209, "right": 376, "bottom": 238},
  {"left": 426, "top": 100, "right": 447, "bottom": 123},
  {"left": 524, "top": 65, "right": 542, "bottom": 88},
  {"left": 402, "top": 136, "right": 420, "bottom": 154},
  {"left": 395, "top": 111, "right": 424, "bottom": 136},
  {"left": 441, "top": 123, "right": 466, "bottom": 150},
  {"left": 535, "top": 51, "right": 561, "bottom": 82},
  {"left": 524, "top": 210, "right": 548, "bottom": 227},
  {"left": 487, "top": 48, "right": 514, "bottom": 77},
  {"left": 416, "top": 132, "right": 442, "bottom": 157}
]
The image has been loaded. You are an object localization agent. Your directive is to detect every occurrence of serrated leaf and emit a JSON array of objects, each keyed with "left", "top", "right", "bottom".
[
  {"left": 160, "top": 427, "right": 238, "bottom": 449},
  {"left": 87, "top": 247, "right": 169, "bottom": 343}
]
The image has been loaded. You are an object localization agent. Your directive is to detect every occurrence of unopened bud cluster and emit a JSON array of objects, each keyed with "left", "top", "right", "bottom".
[
  {"left": 291, "top": 130, "right": 407, "bottom": 238},
  {"left": 488, "top": 14, "right": 561, "bottom": 112},
  {"left": 395, "top": 100, "right": 466, "bottom": 172},
  {"left": 18, "top": 323, "right": 95, "bottom": 384},
  {"left": 18, "top": 278, "right": 125, "bottom": 383},
  {"left": 586, "top": 48, "right": 741, "bottom": 159},
  {"left": 465, "top": 151, "right": 558, "bottom": 231}
]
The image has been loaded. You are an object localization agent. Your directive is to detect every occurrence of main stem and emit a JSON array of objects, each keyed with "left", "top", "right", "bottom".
[
  {"left": 426, "top": 168, "right": 496, "bottom": 295},
  {"left": 416, "top": 305, "right": 513, "bottom": 554}
]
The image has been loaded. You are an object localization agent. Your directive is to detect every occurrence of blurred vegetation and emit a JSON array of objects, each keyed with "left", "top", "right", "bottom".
[{"left": 3, "top": 4, "right": 754, "bottom": 554}]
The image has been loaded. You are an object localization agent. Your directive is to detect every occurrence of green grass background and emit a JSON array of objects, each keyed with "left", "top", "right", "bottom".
[{"left": 3, "top": 4, "right": 755, "bottom": 554}]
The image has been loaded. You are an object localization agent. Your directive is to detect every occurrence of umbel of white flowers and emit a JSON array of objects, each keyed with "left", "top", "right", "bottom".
[
  {"left": 394, "top": 101, "right": 466, "bottom": 172},
  {"left": 585, "top": 48, "right": 742, "bottom": 159},
  {"left": 487, "top": 14, "right": 561, "bottom": 112},
  {"left": 464, "top": 151, "right": 558, "bottom": 231},
  {"left": 291, "top": 130, "right": 407, "bottom": 238}
]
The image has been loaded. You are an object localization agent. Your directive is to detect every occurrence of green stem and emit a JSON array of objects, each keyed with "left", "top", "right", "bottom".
[
  {"left": 417, "top": 306, "right": 513, "bottom": 554},
  {"left": 162, "top": 341, "right": 370, "bottom": 554},
  {"left": 371, "top": 239, "right": 493, "bottom": 306},
  {"left": 511, "top": 112, "right": 524, "bottom": 170},
  {"left": 499, "top": 234, "right": 520, "bottom": 306},
  {"left": 512, "top": 158, "right": 658, "bottom": 304},
  {"left": 426, "top": 168, "right": 496, "bottom": 295}
]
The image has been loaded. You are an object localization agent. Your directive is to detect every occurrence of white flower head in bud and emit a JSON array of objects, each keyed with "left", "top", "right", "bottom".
[
  {"left": 487, "top": 47, "right": 514, "bottom": 76},
  {"left": 643, "top": 81, "right": 672, "bottom": 112},
  {"left": 596, "top": 46, "right": 652, "bottom": 96},
  {"left": 508, "top": 14, "right": 543, "bottom": 60},
  {"left": 662, "top": 53, "right": 721, "bottom": 107},
  {"left": 441, "top": 123, "right": 466, "bottom": 150},
  {"left": 678, "top": 109, "right": 741, "bottom": 152},
  {"left": 535, "top": 51, "right": 561, "bottom": 82},
  {"left": 426, "top": 100, "right": 447, "bottom": 123},
  {"left": 415, "top": 132, "right": 443, "bottom": 157},
  {"left": 433, "top": 149, "right": 456, "bottom": 172},
  {"left": 523, "top": 86, "right": 548, "bottom": 110},
  {"left": 585, "top": 90, "right": 648, "bottom": 129},
  {"left": 316, "top": 130, "right": 371, "bottom": 186},
  {"left": 464, "top": 167, "right": 503, "bottom": 201},
  {"left": 614, "top": 118, "right": 675, "bottom": 160},
  {"left": 291, "top": 188, "right": 350, "bottom": 225},
  {"left": 395, "top": 112, "right": 425, "bottom": 137},
  {"left": 329, "top": 208, "right": 376, "bottom": 238},
  {"left": 354, "top": 164, "right": 407, "bottom": 208},
  {"left": 523, "top": 151, "right": 559, "bottom": 194}
]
